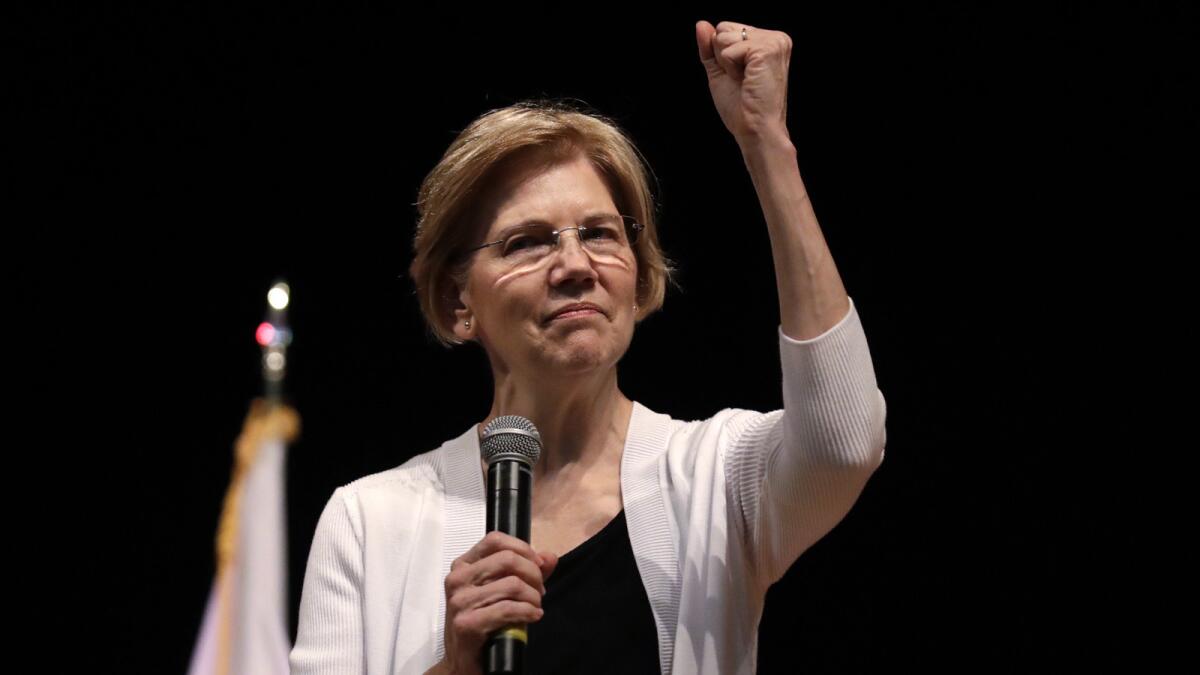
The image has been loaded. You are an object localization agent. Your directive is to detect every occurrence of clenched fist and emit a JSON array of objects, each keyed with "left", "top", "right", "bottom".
[{"left": 696, "top": 20, "right": 794, "bottom": 146}]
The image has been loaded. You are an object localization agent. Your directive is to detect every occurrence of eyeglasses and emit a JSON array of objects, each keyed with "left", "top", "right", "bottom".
[{"left": 462, "top": 214, "right": 643, "bottom": 271}]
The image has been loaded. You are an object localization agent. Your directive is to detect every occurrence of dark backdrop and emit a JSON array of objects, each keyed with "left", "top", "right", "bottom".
[{"left": 23, "top": 3, "right": 1192, "bottom": 672}]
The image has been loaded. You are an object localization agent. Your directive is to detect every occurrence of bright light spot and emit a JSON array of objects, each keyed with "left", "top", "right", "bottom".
[
  {"left": 256, "top": 322, "right": 275, "bottom": 346},
  {"left": 265, "top": 351, "right": 286, "bottom": 371},
  {"left": 268, "top": 283, "right": 290, "bottom": 310}
]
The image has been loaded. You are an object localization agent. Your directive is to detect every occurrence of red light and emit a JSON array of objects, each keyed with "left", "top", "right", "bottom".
[{"left": 255, "top": 322, "right": 275, "bottom": 346}]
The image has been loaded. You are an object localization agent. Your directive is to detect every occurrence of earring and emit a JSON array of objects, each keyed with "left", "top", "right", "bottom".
[{"left": 464, "top": 319, "right": 470, "bottom": 328}]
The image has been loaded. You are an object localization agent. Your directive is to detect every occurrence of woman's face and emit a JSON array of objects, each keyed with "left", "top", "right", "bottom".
[{"left": 453, "top": 152, "right": 638, "bottom": 378}]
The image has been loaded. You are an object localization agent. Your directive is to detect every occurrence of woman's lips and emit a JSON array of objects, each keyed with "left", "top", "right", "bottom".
[{"left": 550, "top": 308, "right": 601, "bottom": 321}]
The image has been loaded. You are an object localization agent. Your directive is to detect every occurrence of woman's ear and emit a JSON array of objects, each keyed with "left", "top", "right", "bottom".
[{"left": 448, "top": 279, "right": 475, "bottom": 342}]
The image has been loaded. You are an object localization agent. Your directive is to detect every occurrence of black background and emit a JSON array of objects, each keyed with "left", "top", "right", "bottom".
[{"left": 19, "top": 3, "right": 1194, "bottom": 672}]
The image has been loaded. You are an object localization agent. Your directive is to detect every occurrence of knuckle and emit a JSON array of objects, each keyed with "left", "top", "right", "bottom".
[
  {"left": 451, "top": 613, "right": 473, "bottom": 636},
  {"left": 497, "top": 599, "right": 523, "bottom": 617},
  {"left": 503, "top": 575, "right": 525, "bottom": 594}
]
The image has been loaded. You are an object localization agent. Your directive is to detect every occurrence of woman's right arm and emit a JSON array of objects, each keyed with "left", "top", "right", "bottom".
[{"left": 290, "top": 488, "right": 365, "bottom": 674}]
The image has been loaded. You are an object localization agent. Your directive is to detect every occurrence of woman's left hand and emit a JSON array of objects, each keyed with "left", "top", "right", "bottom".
[{"left": 695, "top": 20, "right": 793, "bottom": 147}]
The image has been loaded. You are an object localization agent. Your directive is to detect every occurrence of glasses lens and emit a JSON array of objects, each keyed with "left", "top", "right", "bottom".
[
  {"left": 493, "top": 216, "right": 638, "bottom": 270},
  {"left": 581, "top": 216, "right": 627, "bottom": 248},
  {"left": 501, "top": 227, "right": 553, "bottom": 256}
]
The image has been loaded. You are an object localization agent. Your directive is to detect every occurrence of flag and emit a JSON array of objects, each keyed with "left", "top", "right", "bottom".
[{"left": 188, "top": 399, "right": 298, "bottom": 675}]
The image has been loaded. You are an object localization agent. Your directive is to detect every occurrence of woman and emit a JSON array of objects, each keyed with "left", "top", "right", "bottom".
[{"left": 291, "top": 20, "right": 886, "bottom": 675}]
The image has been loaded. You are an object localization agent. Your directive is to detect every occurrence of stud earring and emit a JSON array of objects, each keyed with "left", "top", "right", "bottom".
[{"left": 464, "top": 319, "right": 470, "bottom": 328}]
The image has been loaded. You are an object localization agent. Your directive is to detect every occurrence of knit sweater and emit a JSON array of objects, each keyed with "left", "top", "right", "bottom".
[{"left": 290, "top": 296, "right": 887, "bottom": 674}]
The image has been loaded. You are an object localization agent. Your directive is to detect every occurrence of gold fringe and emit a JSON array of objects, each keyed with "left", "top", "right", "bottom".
[{"left": 214, "top": 398, "right": 301, "bottom": 675}]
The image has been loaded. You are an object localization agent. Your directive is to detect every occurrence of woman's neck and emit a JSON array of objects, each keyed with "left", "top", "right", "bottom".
[{"left": 481, "top": 368, "right": 633, "bottom": 479}]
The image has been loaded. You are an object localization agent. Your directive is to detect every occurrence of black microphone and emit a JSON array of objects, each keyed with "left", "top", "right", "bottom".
[{"left": 479, "top": 415, "right": 542, "bottom": 675}]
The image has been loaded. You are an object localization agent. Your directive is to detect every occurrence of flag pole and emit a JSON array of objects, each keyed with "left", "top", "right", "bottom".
[{"left": 191, "top": 279, "right": 298, "bottom": 675}]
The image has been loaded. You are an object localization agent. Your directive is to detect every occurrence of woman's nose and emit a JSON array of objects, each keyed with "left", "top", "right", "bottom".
[{"left": 549, "top": 230, "right": 597, "bottom": 280}]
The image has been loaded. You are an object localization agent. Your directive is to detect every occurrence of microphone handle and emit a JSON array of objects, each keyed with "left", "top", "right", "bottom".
[{"left": 484, "top": 459, "right": 532, "bottom": 674}]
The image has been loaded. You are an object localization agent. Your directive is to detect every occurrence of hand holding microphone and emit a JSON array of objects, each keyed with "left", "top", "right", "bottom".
[
  {"left": 439, "top": 532, "right": 557, "bottom": 675},
  {"left": 434, "top": 416, "right": 556, "bottom": 675}
]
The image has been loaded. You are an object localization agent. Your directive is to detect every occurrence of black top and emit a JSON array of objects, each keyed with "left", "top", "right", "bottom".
[{"left": 525, "top": 509, "right": 660, "bottom": 674}]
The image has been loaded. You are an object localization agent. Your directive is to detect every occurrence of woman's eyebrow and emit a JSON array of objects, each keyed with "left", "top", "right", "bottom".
[{"left": 491, "top": 212, "right": 619, "bottom": 239}]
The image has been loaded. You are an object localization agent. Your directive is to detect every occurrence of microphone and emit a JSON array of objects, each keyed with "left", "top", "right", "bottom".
[{"left": 479, "top": 415, "right": 542, "bottom": 675}]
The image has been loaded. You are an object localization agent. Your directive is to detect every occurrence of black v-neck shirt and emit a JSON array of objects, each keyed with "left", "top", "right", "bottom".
[{"left": 524, "top": 510, "right": 660, "bottom": 673}]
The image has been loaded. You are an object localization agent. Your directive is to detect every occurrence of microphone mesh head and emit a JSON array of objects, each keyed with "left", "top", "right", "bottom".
[{"left": 480, "top": 415, "right": 542, "bottom": 467}]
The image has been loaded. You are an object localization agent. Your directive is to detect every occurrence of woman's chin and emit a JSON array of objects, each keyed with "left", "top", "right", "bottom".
[{"left": 540, "top": 339, "right": 616, "bottom": 374}]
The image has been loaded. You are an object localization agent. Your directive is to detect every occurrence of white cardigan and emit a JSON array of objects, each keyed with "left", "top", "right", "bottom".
[{"left": 290, "top": 297, "right": 887, "bottom": 674}]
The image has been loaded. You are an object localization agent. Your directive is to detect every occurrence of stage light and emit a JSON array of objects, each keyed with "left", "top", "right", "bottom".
[
  {"left": 255, "top": 322, "right": 276, "bottom": 346},
  {"left": 268, "top": 282, "right": 290, "bottom": 310}
]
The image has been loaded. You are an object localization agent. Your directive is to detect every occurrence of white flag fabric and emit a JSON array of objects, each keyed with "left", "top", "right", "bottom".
[{"left": 188, "top": 436, "right": 291, "bottom": 675}]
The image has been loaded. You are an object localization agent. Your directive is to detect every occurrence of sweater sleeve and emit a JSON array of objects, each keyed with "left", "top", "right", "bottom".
[
  {"left": 723, "top": 296, "right": 887, "bottom": 586},
  {"left": 289, "top": 487, "right": 367, "bottom": 675}
]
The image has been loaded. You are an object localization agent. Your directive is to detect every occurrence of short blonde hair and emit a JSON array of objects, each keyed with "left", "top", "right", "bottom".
[{"left": 408, "top": 98, "right": 677, "bottom": 348}]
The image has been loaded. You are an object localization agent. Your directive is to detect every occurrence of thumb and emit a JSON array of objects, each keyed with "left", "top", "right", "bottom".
[
  {"left": 538, "top": 551, "right": 560, "bottom": 580},
  {"left": 695, "top": 20, "right": 721, "bottom": 77}
]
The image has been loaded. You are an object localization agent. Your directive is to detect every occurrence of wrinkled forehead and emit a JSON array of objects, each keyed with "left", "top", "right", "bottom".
[{"left": 470, "top": 150, "right": 619, "bottom": 240}]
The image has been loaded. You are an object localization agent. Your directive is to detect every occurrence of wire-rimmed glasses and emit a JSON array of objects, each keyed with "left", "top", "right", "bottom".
[{"left": 462, "top": 214, "right": 643, "bottom": 271}]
